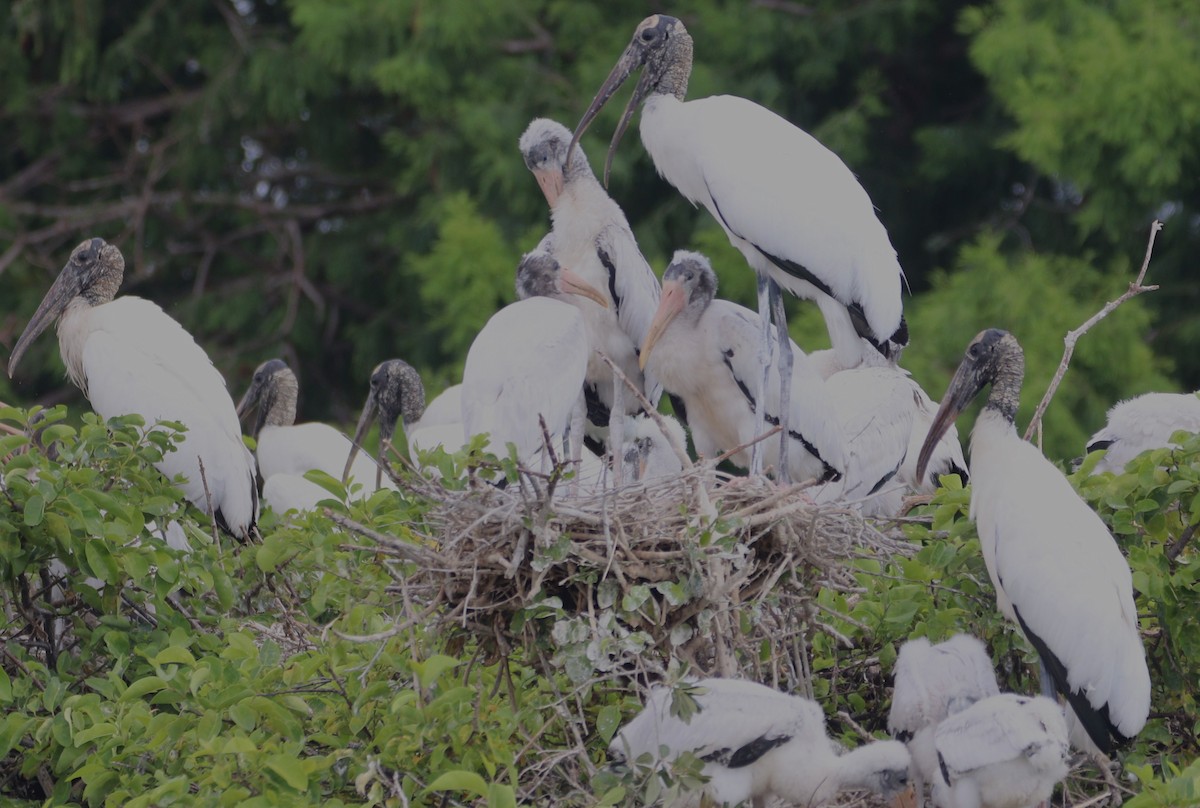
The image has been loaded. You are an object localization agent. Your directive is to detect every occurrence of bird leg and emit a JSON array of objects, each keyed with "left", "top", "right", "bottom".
[
  {"left": 753, "top": 273, "right": 771, "bottom": 477},
  {"left": 567, "top": 392, "right": 587, "bottom": 496},
  {"left": 610, "top": 370, "right": 625, "bottom": 487},
  {"left": 769, "top": 279, "right": 793, "bottom": 484}
]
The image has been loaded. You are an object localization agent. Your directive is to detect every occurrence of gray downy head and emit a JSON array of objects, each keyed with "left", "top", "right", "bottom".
[{"left": 236, "top": 358, "right": 299, "bottom": 438}]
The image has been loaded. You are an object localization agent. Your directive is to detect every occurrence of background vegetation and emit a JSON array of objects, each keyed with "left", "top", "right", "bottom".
[
  {"left": 3, "top": 0, "right": 1197, "bottom": 459},
  {"left": 2, "top": 1, "right": 1199, "bottom": 805}
]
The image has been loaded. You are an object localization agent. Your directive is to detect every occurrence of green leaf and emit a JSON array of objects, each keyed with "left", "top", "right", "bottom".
[
  {"left": 595, "top": 704, "right": 622, "bottom": 744},
  {"left": 23, "top": 494, "right": 45, "bottom": 527},
  {"left": 123, "top": 676, "right": 168, "bottom": 701},
  {"left": 427, "top": 770, "right": 489, "bottom": 799},
  {"left": 265, "top": 754, "right": 309, "bottom": 791}
]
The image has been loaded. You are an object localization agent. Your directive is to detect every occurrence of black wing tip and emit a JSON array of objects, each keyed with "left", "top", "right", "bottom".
[
  {"left": 1013, "top": 604, "right": 1124, "bottom": 755},
  {"left": 726, "top": 734, "right": 791, "bottom": 769}
]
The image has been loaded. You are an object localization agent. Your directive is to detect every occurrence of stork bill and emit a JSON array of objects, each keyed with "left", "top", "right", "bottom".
[{"left": 344, "top": 359, "right": 426, "bottom": 489}]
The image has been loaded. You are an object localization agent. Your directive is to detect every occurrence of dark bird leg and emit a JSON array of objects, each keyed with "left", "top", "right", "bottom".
[
  {"left": 753, "top": 273, "right": 771, "bottom": 476},
  {"left": 770, "top": 279, "right": 793, "bottom": 484}
]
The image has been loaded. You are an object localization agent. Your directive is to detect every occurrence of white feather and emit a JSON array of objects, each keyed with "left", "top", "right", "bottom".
[
  {"left": 58, "top": 296, "right": 257, "bottom": 538},
  {"left": 414, "top": 384, "right": 463, "bottom": 432},
  {"left": 612, "top": 678, "right": 911, "bottom": 807},
  {"left": 462, "top": 297, "right": 589, "bottom": 467},
  {"left": 970, "top": 410, "right": 1150, "bottom": 742},
  {"left": 933, "top": 693, "right": 1069, "bottom": 808},
  {"left": 1086, "top": 391, "right": 1200, "bottom": 474},
  {"left": 640, "top": 93, "right": 904, "bottom": 364}
]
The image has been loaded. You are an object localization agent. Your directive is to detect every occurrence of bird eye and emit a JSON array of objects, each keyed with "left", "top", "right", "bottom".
[
  {"left": 640, "top": 28, "right": 658, "bottom": 43},
  {"left": 967, "top": 343, "right": 982, "bottom": 359}
]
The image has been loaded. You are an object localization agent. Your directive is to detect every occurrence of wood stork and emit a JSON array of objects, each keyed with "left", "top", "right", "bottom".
[
  {"left": 7, "top": 238, "right": 258, "bottom": 539},
  {"left": 812, "top": 358, "right": 968, "bottom": 514},
  {"left": 461, "top": 250, "right": 605, "bottom": 470},
  {"left": 414, "top": 383, "right": 462, "bottom": 430},
  {"left": 915, "top": 329, "right": 1150, "bottom": 756},
  {"left": 520, "top": 118, "right": 663, "bottom": 451},
  {"left": 620, "top": 413, "right": 686, "bottom": 483},
  {"left": 1085, "top": 391, "right": 1200, "bottom": 474},
  {"left": 639, "top": 251, "right": 845, "bottom": 487},
  {"left": 343, "top": 359, "right": 426, "bottom": 488},
  {"left": 889, "top": 635, "right": 1002, "bottom": 804},
  {"left": 932, "top": 693, "right": 1069, "bottom": 808},
  {"left": 572, "top": 14, "right": 908, "bottom": 479},
  {"left": 236, "top": 358, "right": 397, "bottom": 513},
  {"left": 610, "top": 678, "right": 911, "bottom": 807}
]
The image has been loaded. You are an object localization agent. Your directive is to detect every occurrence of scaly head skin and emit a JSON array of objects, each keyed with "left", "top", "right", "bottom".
[
  {"left": 569, "top": 15, "right": 694, "bottom": 185},
  {"left": 236, "top": 359, "right": 299, "bottom": 438},
  {"left": 9, "top": 237, "right": 125, "bottom": 378},
  {"left": 345, "top": 359, "right": 425, "bottom": 487}
]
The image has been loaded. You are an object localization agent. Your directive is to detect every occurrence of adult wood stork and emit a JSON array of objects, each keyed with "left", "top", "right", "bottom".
[
  {"left": 1085, "top": 391, "right": 1200, "bottom": 474},
  {"left": 932, "top": 693, "right": 1069, "bottom": 808},
  {"left": 620, "top": 413, "right": 687, "bottom": 483},
  {"left": 889, "top": 635, "right": 1001, "bottom": 804},
  {"left": 343, "top": 359, "right": 426, "bottom": 488},
  {"left": 236, "top": 358, "right": 396, "bottom": 513},
  {"left": 639, "top": 251, "right": 845, "bottom": 487},
  {"left": 610, "top": 678, "right": 911, "bottom": 807},
  {"left": 520, "top": 118, "right": 662, "bottom": 451},
  {"left": 8, "top": 238, "right": 258, "bottom": 539},
  {"left": 460, "top": 250, "right": 605, "bottom": 470},
  {"left": 572, "top": 14, "right": 908, "bottom": 479},
  {"left": 916, "top": 329, "right": 1150, "bottom": 755}
]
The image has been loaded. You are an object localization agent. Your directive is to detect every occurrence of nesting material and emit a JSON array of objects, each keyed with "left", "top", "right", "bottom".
[{"left": 336, "top": 451, "right": 914, "bottom": 680}]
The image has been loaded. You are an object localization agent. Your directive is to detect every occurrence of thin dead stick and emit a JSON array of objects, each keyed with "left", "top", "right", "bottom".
[
  {"left": 599, "top": 353, "right": 691, "bottom": 469},
  {"left": 1024, "top": 220, "right": 1162, "bottom": 447}
]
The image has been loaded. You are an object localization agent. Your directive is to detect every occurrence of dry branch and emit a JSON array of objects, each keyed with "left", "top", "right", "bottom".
[{"left": 1024, "top": 221, "right": 1163, "bottom": 446}]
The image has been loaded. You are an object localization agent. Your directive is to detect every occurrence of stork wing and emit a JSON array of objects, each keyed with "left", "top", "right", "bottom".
[
  {"left": 595, "top": 224, "right": 663, "bottom": 407},
  {"left": 889, "top": 635, "right": 1000, "bottom": 739},
  {"left": 934, "top": 694, "right": 1066, "bottom": 776}
]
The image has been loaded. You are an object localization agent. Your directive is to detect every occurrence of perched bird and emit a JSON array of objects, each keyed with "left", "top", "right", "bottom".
[
  {"left": 406, "top": 382, "right": 467, "bottom": 459},
  {"left": 520, "top": 118, "right": 662, "bottom": 451},
  {"left": 236, "top": 358, "right": 396, "bottom": 514},
  {"left": 889, "top": 635, "right": 1001, "bottom": 804},
  {"left": 620, "top": 413, "right": 687, "bottom": 483},
  {"left": 460, "top": 251, "right": 606, "bottom": 470},
  {"left": 8, "top": 238, "right": 258, "bottom": 539},
  {"left": 932, "top": 693, "right": 1070, "bottom": 808},
  {"left": 610, "top": 678, "right": 911, "bottom": 808},
  {"left": 572, "top": 14, "right": 907, "bottom": 478},
  {"left": 343, "top": 359, "right": 426, "bottom": 487},
  {"left": 810, "top": 348, "right": 968, "bottom": 496},
  {"left": 638, "top": 251, "right": 845, "bottom": 487},
  {"left": 1085, "top": 391, "right": 1200, "bottom": 474},
  {"left": 916, "top": 329, "right": 1150, "bottom": 755}
]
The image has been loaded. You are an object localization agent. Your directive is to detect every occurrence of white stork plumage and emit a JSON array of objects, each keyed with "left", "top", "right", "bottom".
[
  {"left": 932, "top": 693, "right": 1070, "bottom": 808},
  {"left": 572, "top": 14, "right": 907, "bottom": 480},
  {"left": 812, "top": 360, "right": 968, "bottom": 515},
  {"left": 236, "top": 358, "right": 398, "bottom": 514},
  {"left": 460, "top": 250, "right": 606, "bottom": 470},
  {"left": 639, "top": 251, "right": 845, "bottom": 486},
  {"left": 342, "top": 359, "right": 427, "bottom": 487},
  {"left": 414, "top": 383, "right": 462, "bottom": 432},
  {"left": 8, "top": 238, "right": 258, "bottom": 539},
  {"left": 1085, "top": 391, "right": 1200, "bottom": 474},
  {"left": 620, "top": 413, "right": 687, "bottom": 483},
  {"left": 520, "top": 118, "right": 662, "bottom": 458},
  {"left": 916, "top": 329, "right": 1150, "bottom": 756},
  {"left": 888, "top": 635, "right": 1002, "bottom": 804},
  {"left": 611, "top": 678, "right": 911, "bottom": 808}
]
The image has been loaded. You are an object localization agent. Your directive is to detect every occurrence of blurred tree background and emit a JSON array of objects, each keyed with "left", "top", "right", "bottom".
[{"left": 1, "top": 0, "right": 1197, "bottom": 460}]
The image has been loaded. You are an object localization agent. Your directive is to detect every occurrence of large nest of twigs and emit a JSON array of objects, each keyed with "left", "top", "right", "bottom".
[{"left": 336, "top": 451, "right": 915, "bottom": 687}]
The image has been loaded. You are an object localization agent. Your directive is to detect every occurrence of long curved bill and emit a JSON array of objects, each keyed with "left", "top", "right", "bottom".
[
  {"left": 235, "top": 379, "right": 271, "bottom": 439},
  {"left": 639, "top": 279, "right": 686, "bottom": 370},
  {"left": 558, "top": 267, "right": 610, "bottom": 309},
  {"left": 568, "top": 40, "right": 650, "bottom": 186},
  {"left": 344, "top": 393, "right": 378, "bottom": 486},
  {"left": 914, "top": 359, "right": 986, "bottom": 483},
  {"left": 8, "top": 265, "right": 81, "bottom": 378}
]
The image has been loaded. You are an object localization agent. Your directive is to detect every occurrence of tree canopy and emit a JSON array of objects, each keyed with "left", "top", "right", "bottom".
[{"left": 3, "top": 0, "right": 1196, "bottom": 459}]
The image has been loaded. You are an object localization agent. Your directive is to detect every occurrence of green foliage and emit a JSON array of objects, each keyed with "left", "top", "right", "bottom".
[{"left": 903, "top": 232, "right": 1172, "bottom": 458}]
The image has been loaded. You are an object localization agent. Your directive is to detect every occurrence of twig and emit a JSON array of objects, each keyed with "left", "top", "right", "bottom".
[
  {"left": 1024, "top": 221, "right": 1162, "bottom": 446},
  {"left": 1166, "top": 523, "right": 1195, "bottom": 562}
]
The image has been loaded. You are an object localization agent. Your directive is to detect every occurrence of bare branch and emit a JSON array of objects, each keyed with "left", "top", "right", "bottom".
[{"left": 1023, "top": 221, "right": 1163, "bottom": 446}]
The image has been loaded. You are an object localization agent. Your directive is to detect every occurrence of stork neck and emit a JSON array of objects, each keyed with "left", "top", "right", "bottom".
[
  {"left": 983, "top": 351, "right": 1024, "bottom": 424},
  {"left": 265, "top": 374, "right": 300, "bottom": 427},
  {"left": 82, "top": 267, "right": 123, "bottom": 306},
  {"left": 657, "top": 34, "right": 693, "bottom": 100}
]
